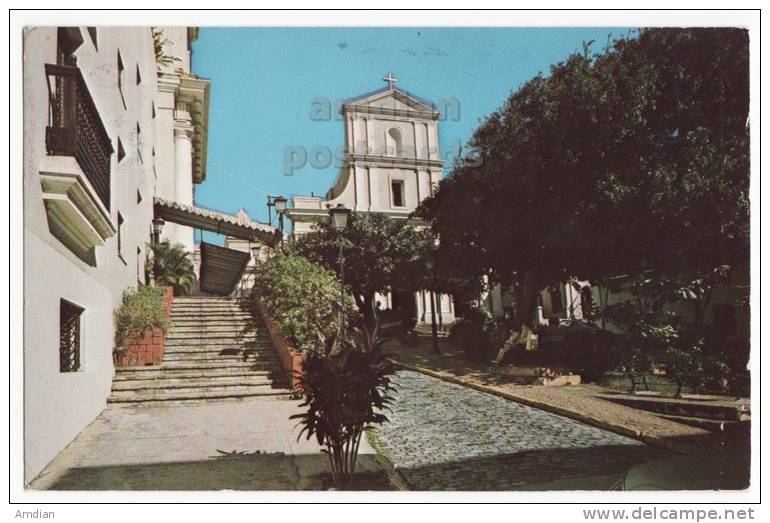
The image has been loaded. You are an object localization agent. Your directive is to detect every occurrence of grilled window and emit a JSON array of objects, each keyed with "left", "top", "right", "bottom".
[{"left": 59, "top": 300, "right": 83, "bottom": 372}]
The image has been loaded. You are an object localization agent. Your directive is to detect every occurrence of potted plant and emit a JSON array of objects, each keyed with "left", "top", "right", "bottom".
[{"left": 114, "top": 285, "right": 171, "bottom": 367}]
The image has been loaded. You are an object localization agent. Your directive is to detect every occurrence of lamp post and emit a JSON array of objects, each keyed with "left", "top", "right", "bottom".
[
  {"left": 267, "top": 195, "right": 288, "bottom": 245},
  {"left": 425, "top": 257, "right": 440, "bottom": 354},
  {"left": 152, "top": 217, "right": 165, "bottom": 245},
  {"left": 329, "top": 203, "right": 351, "bottom": 348}
]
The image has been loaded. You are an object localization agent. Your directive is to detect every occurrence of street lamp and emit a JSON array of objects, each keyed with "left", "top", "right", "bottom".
[
  {"left": 329, "top": 204, "right": 351, "bottom": 348},
  {"left": 425, "top": 257, "right": 440, "bottom": 354},
  {"left": 275, "top": 196, "right": 287, "bottom": 244},
  {"left": 329, "top": 203, "right": 351, "bottom": 230},
  {"left": 152, "top": 217, "right": 165, "bottom": 245},
  {"left": 267, "top": 195, "right": 288, "bottom": 244}
]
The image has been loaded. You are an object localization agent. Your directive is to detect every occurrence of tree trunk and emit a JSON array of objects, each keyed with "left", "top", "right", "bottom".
[
  {"left": 627, "top": 369, "right": 637, "bottom": 394},
  {"left": 355, "top": 293, "right": 380, "bottom": 351},
  {"left": 512, "top": 271, "right": 539, "bottom": 333},
  {"left": 495, "top": 271, "right": 540, "bottom": 363}
]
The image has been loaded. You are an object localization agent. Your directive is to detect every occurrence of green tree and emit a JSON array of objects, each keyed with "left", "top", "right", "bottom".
[
  {"left": 417, "top": 28, "right": 749, "bottom": 337},
  {"left": 253, "top": 253, "right": 353, "bottom": 356},
  {"left": 146, "top": 241, "right": 196, "bottom": 296},
  {"left": 291, "top": 213, "right": 432, "bottom": 351}
]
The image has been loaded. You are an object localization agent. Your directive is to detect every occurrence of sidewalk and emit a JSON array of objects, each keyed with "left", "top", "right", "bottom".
[
  {"left": 29, "top": 397, "right": 396, "bottom": 491},
  {"left": 384, "top": 337, "right": 748, "bottom": 455}
]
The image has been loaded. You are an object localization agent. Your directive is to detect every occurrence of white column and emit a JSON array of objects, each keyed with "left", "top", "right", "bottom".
[
  {"left": 173, "top": 116, "right": 195, "bottom": 253},
  {"left": 174, "top": 127, "right": 194, "bottom": 206}
]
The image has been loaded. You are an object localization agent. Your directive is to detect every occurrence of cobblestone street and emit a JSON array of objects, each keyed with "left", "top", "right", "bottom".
[{"left": 370, "top": 371, "right": 667, "bottom": 491}]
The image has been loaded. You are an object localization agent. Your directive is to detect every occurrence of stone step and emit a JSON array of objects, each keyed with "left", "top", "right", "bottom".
[
  {"left": 173, "top": 298, "right": 249, "bottom": 302},
  {"left": 163, "top": 344, "right": 275, "bottom": 354},
  {"left": 165, "top": 337, "right": 271, "bottom": 345},
  {"left": 161, "top": 352, "right": 279, "bottom": 363},
  {"left": 171, "top": 309, "right": 253, "bottom": 315},
  {"left": 169, "top": 313, "right": 255, "bottom": 320},
  {"left": 159, "top": 360, "right": 265, "bottom": 371},
  {"left": 164, "top": 345, "right": 276, "bottom": 355},
  {"left": 108, "top": 386, "right": 293, "bottom": 404},
  {"left": 115, "top": 366, "right": 280, "bottom": 380},
  {"left": 167, "top": 323, "right": 261, "bottom": 332},
  {"left": 108, "top": 297, "right": 289, "bottom": 407},
  {"left": 167, "top": 325, "right": 262, "bottom": 332},
  {"left": 606, "top": 395, "right": 749, "bottom": 421},
  {"left": 165, "top": 338, "right": 270, "bottom": 346},
  {"left": 164, "top": 340, "right": 272, "bottom": 350},
  {"left": 165, "top": 331, "right": 269, "bottom": 340},
  {"left": 169, "top": 317, "right": 260, "bottom": 324},
  {"left": 171, "top": 302, "right": 251, "bottom": 307},
  {"left": 656, "top": 413, "right": 750, "bottom": 432},
  {"left": 108, "top": 394, "right": 295, "bottom": 408},
  {"left": 112, "top": 374, "right": 277, "bottom": 391}
]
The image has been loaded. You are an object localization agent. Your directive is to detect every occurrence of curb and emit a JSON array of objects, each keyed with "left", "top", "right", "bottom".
[{"left": 388, "top": 358, "right": 693, "bottom": 455}]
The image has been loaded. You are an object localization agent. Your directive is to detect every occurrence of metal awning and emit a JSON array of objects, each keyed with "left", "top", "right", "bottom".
[
  {"left": 154, "top": 197, "right": 278, "bottom": 245},
  {"left": 199, "top": 242, "right": 251, "bottom": 295}
]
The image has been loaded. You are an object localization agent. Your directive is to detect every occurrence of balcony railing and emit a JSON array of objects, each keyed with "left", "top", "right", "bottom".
[{"left": 45, "top": 63, "right": 114, "bottom": 210}]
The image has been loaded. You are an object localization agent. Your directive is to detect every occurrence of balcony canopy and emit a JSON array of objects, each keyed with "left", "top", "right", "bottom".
[
  {"left": 199, "top": 242, "right": 251, "bottom": 295},
  {"left": 153, "top": 197, "right": 278, "bottom": 245}
]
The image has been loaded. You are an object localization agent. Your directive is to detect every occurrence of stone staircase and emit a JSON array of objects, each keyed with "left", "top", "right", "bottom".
[{"left": 109, "top": 296, "right": 293, "bottom": 405}]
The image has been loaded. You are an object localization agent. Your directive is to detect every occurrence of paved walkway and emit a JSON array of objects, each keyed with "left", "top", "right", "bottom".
[
  {"left": 369, "top": 371, "right": 667, "bottom": 491},
  {"left": 384, "top": 338, "right": 746, "bottom": 454},
  {"left": 30, "top": 398, "right": 390, "bottom": 491}
]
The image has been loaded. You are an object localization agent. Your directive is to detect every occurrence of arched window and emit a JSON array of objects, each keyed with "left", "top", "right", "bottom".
[{"left": 386, "top": 127, "right": 403, "bottom": 156}]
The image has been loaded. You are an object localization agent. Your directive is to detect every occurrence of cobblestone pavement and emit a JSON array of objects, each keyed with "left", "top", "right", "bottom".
[{"left": 370, "top": 371, "right": 667, "bottom": 491}]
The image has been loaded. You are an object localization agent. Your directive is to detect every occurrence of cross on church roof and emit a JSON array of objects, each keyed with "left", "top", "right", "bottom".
[{"left": 383, "top": 72, "right": 398, "bottom": 89}]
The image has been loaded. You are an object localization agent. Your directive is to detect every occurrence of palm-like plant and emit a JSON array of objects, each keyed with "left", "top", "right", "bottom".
[
  {"left": 291, "top": 340, "right": 395, "bottom": 488},
  {"left": 146, "top": 241, "right": 196, "bottom": 296}
]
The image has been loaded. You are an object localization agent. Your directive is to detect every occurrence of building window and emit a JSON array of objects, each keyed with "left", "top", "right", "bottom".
[
  {"left": 59, "top": 299, "right": 83, "bottom": 372},
  {"left": 135, "top": 63, "right": 142, "bottom": 85},
  {"left": 117, "top": 50, "right": 126, "bottom": 108},
  {"left": 136, "top": 122, "right": 142, "bottom": 162},
  {"left": 137, "top": 190, "right": 142, "bottom": 204},
  {"left": 117, "top": 137, "right": 125, "bottom": 162},
  {"left": 386, "top": 127, "right": 403, "bottom": 156},
  {"left": 86, "top": 27, "right": 98, "bottom": 51},
  {"left": 117, "top": 212, "right": 124, "bottom": 260},
  {"left": 391, "top": 180, "right": 405, "bottom": 208},
  {"left": 550, "top": 287, "right": 563, "bottom": 314},
  {"left": 137, "top": 246, "right": 144, "bottom": 284}
]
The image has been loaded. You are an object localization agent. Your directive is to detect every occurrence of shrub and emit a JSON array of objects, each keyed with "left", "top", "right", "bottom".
[
  {"left": 291, "top": 342, "right": 395, "bottom": 487},
  {"left": 558, "top": 327, "right": 614, "bottom": 382},
  {"left": 449, "top": 307, "right": 500, "bottom": 360},
  {"left": 253, "top": 253, "right": 353, "bottom": 356},
  {"left": 114, "top": 285, "right": 169, "bottom": 345}
]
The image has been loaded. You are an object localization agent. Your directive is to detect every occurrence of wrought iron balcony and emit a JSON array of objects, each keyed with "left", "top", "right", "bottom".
[{"left": 45, "top": 63, "right": 113, "bottom": 210}]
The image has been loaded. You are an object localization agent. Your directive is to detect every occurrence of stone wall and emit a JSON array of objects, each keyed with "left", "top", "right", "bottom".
[{"left": 253, "top": 295, "right": 303, "bottom": 390}]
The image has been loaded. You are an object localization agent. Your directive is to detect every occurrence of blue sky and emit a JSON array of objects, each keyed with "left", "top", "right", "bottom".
[{"left": 191, "top": 27, "right": 631, "bottom": 241}]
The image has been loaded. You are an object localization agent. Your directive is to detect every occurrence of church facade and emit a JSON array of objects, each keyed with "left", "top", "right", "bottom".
[
  {"left": 22, "top": 26, "right": 210, "bottom": 483},
  {"left": 287, "top": 76, "right": 455, "bottom": 325}
]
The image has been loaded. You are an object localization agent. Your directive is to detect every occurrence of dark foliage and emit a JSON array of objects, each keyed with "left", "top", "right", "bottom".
[
  {"left": 290, "top": 343, "right": 396, "bottom": 487},
  {"left": 417, "top": 28, "right": 749, "bottom": 334}
]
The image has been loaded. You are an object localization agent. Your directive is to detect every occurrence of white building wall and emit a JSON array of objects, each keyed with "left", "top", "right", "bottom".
[{"left": 22, "top": 26, "right": 172, "bottom": 483}]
